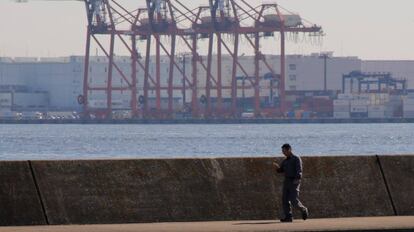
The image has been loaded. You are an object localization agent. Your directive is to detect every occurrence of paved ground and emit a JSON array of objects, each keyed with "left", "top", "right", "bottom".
[{"left": 1, "top": 216, "right": 413, "bottom": 232}]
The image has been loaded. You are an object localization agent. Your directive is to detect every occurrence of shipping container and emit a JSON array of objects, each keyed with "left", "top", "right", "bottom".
[
  {"left": 337, "top": 94, "right": 354, "bottom": 100},
  {"left": 287, "top": 111, "right": 295, "bottom": 118},
  {"left": 295, "top": 110, "right": 304, "bottom": 119},
  {"left": 368, "top": 105, "right": 386, "bottom": 112},
  {"left": 302, "top": 111, "right": 311, "bottom": 119},
  {"left": 351, "top": 99, "right": 370, "bottom": 106},
  {"left": 368, "top": 111, "right": 386, "bottom": 118},
  {"left": 334, "top": 105, "right": 349, "bottom": 112},
  {"left": 350, "top": 112, "right": 368, "bottom": 118},
  {"left": 241, "top": 112, "right": 255, "bottom": 119},
  {"left": 356, "top": 94, "right": 370, "bottom": 100},
  {"left": 350, "top": 105, "right": 368, "bottom": 113},
  {"left": 333, "top": 100, "right": 350, "bottom": 106},
  {"left": 334, "top": 112, "right": 350, "bottom": 119}
]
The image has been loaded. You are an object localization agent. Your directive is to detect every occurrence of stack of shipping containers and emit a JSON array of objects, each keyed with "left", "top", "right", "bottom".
[
  {"left": 403, "top": 93, "right": 414, "bottom": 118},
  {"left": 333, "top": 94, "right": 352, "bottom": 118},
  {"left": 334, "top": 93, "right": 403, "bottom": 119}
]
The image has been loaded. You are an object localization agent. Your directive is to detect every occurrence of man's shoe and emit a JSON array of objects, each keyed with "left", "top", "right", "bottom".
[
  {"left": 302, "top": 208, "right": 309, "bottom": 220},
  {"left": 280, "top": 218, "right": 293, "bottom": 223}
]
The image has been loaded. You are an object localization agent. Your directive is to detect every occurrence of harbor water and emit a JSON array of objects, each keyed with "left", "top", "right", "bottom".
[{"left": 0, "top": 123, "right": 413, "bottom": 160}]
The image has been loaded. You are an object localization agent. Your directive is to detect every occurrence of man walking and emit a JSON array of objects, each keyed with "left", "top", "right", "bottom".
[{"left": 273, "top": 144, "right": 308, "bottom": 222}]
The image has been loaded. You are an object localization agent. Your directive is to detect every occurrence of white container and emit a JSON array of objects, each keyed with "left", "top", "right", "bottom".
[
  {"left": 368, "top": 105, "right": 386, "bottom": 112},
  {"left": 241, "top": 112, "right": 255, "bottom": 119},
  {"left": 334, "top": 112, "right": 350, "bottom": 119},
  {"left": 368, "top": 111, "right": 386, "bottom": 118},
  {"left": 334, "top": 106, "right": 349, "bottom": 112},
  {"left": 355, "top": 94, "right": 370, "bottom": 100},
  {"left": 333, "top": 100, "right": 350, "bottom": 106},
  {"left": 351, "top": 99, "right": 369, "bottom": 106},
  {"left": 337, "top": 94, "right": 354, "bottom": 100},
  {"left": 351, "top": 105, "right": 368, "bottom": 113}
]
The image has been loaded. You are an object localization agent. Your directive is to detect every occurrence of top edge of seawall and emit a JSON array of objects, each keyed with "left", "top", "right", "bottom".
[{"left": 2, "top": 154, "right": 413, "bottom": 162}]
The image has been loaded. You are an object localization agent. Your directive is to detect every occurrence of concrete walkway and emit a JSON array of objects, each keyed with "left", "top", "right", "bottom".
[{"left": 1, "top": 216, "right": 413, "bottom": 232}]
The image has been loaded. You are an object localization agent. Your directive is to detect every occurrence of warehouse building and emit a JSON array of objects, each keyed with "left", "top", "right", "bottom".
[{"left": 0, "top": 54, "right": 413, "bottom": 114}]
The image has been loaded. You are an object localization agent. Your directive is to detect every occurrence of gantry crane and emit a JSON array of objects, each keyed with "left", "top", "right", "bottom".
[{"left": 11, "top": 0, "right": 323, "bottom": 119}]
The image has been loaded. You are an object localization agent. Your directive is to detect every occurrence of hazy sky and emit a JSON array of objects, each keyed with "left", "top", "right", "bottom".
[{"left": 1, "top": 0, "right": 414, "bottom": 59}]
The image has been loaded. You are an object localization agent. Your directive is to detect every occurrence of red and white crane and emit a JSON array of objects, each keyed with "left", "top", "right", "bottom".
[{"left": 11, "top": 0, "right": 323, "bottom": 119}]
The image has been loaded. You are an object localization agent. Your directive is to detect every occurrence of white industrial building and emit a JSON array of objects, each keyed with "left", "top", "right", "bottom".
[
  {"left": 284, "top": 54, "right": 361, "bottom": 91},
  {"left": 1, "top": 54, "right": 413, "bottom": 113}
]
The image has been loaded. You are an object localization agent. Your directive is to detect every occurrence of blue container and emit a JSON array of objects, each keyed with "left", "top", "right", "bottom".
[
  {"left": 302, "top": 111, "right": 311, "bottom": 119},
  {"left": 287, "top": 111, "right": 295, "bottom": 118}
]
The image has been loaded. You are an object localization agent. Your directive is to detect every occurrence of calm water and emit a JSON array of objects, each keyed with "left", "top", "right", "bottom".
[{"left": 0, "top": 124, "right": 413, "bottom": 160}]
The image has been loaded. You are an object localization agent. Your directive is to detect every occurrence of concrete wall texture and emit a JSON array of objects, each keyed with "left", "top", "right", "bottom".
[
  {"left": 0, "top": 161, "right": 46, "bottom": 226},
  {"left": 0, "top": 155, "right": 412, "bottom": 226}
]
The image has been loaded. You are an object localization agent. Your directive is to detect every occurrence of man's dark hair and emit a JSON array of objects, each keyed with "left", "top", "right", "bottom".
[{"left": 281, "top": 143, "right": 292, "bottom": 150}]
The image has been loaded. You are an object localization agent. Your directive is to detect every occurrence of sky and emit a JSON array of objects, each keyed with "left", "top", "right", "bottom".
[{"left": 0, "top": 0, "right": 414, "bottom": 60}]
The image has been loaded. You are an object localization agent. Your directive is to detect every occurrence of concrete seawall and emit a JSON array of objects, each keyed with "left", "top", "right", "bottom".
[
  {"left": 0, "top": 161, "right": 46, "bottom": 226},
  {"left": 1, "top": 155, "right": 413, "bottom": 226}
]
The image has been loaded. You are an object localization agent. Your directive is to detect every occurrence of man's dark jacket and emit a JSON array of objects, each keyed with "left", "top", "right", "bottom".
[{"left": 277, "top": 154, "right": 303, "bottom": 180}]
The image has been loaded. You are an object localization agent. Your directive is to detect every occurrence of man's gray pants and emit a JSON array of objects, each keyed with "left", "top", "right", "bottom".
[{"left": 282, "top": 179, "right": 307, "bottom": 219}]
